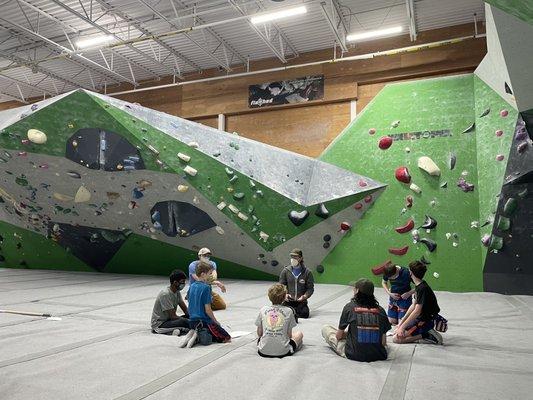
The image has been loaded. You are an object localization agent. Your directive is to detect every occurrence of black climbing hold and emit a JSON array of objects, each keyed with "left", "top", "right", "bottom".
[
  {"left": 420, "top": 238, "right": 437, "bottom": 252},
  {"left": 288, "top": 210, "right": 309, "bottom": 226},
  {"left": 419, "top": 215, "right": 437, "bottom": 230},
  {"left": 258, "top": 253, "right": 265, "bottom": 258},
  {"left": 462, "top": 123, "right": 475, "bottom": 133},
  {"left": 479, "top": 108, "right": 490, "bottom": 118},
  {"left": 271, "top": 260, "right": 279, "bottom": 267},
  {"left": 440, "top": 181, "right": 448, "bottom": 188},
  {"left": 505, "top": 82, "right": 513, "bottom": 95},
  {"left": 323, "top": 234, "right": 331, "bottom": 242},
  {"left": 16, "top": 243, "right": 22, "bottom": 249},
  {"left": 316, "top": 265, "right": 325, "bottom": 273},
  {"left": 315, "top": 203, "right": 329, "bottom": 219},
  {"left": 0, "top": 255, "right": 5, "bottom": 262},
  {"left": 323, "top": 242, "right": 330, "bottom": 249},
  {"left": 262, "top": 260, "right": 267, "bottom": 265}
]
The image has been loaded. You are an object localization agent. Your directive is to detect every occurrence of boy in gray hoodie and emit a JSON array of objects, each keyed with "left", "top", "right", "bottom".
[{"left": 279, "top": 248, "right": 314, "bottom": 319}]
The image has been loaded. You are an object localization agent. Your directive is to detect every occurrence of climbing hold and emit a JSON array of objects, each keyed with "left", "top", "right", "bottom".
[
  {"left": 255, "top": 190, "right": 264, "bottom": 198},
  {"left": 470, "top": 221, "right": 479, "bottom": 229},
  {"left": 395, "top": 166, "right": 411, "bottom": 184},
  {"left": 288, "top": 210, "right": 309, "bottom": 226},
  {"left": 233, "top": 192, "right": 245, "bottom": 200},
  {"left": 74, "top": 186, "right": 91, "bottom": 203},
  {"left": 440, "top": 181, "right": 448, "bottom": 189},
  {"left": 481, "top": 234, "right": 491, "bottom": 247},
  {"left": 247, "top": 205, "right": 254, "bottom": 214},
  {"left": 462, "top": 123, "right": 475, "bottom": 133},
  {"left": 405, "top": 195, "right": 413, "bottom": 208},
  {"left": 489, "top": 235, "right": 504, "bottom": 250},
  {"left": 391, "top": 120, "right": 400, "bottom": 128},
  {"left": 27, "top": 129, "right": 47, "bottom": 144},
  {"left": 518, "top": 188, "right": 528, "bottom": 198},
  {"left": 378, "top": 136, "right": 393, "bottom": 150},
  {"left": 228, "top": 204, "right": 239, "bottom": 214},
  {"left": 214, "top": 226, "right": 224, "bottom": 235},
  {"left": 315, "top": 203, "right": 329, "bottom": 219},
  {"left": 177, "top": 185, "right": 189, "bottom": 192},
  {"left": 151, "top": 210, "right": 161, "bottom": 222},
  {"left": 364, "top": 195, "right": 373, "bottom": 203},
  {"left": 495, "top": 130, "right": 503, "bottom": 137},
  {"left": 388, "top": 246, "right": 409, "bottom": 256},
  {"left": 188, "top": 141, "right": 199, "bottom": 148},
  {"left": 445, "top": 232, "right": 452, "bottom": 240},
  {"left": 128, "top": 201, "right": 137, "bottom": 209},
  {"left": 237, "top": 212, "right": 248, "bottom": 221},
  {"left": 503, "top": 198, "right": 517, "bottom": 216},
  {"left": 225, "top": 168, "right": 234, "bottom": 176},
  {"left": 418, "top": 156, "right": 441, "bottom": 176},
  {"left": 496, "top": 216, "right": 511, "bottom": 231},
  {"left": 448, "top": 152, "right": 457, "bottom": 170},
  {"left": 496, "top": 154, "right": 505, "bottom": 161},
  {"left": 358, "top": 179, "right": 368, "bottom": 187},
  {"left": 323, "top": 234, "right": 331, "bottom": 242},
  {"left": 500, "top": 110, "right": 508, "bottom": 117},
  {"left": 409, "top": 183, "right": 422, "bottom": 194},
  {"left": 53, "top": 192, "right": 73, "bottom": 202},
  {"left": 479, "top": 108, "right": 490, "bottom": 118},
  {"left": 452, "top": 242, "right": 458, "bottom": 247},
  {"left": 395, "top": 219, "right": 415, "bottom": 234},
  {"left": 316, "top": 265, "right": 325, "bottom": 273},
  {"left": 132, "top": 188, "right": 144, "bottom": 199},
  {"left": 249, "top": 180, "right": 256, "bottom": 188},
  {"left": 339, "top": 221, "right": 351, "bottom": 233},
  {"left": 183, "top": 166, "right": 197, "bottom": 176},
  {"left": 517, "top": 142, "right": 528, "bottom": 153},
  {"left": 505, "top": 82, "right": 513, "bottom": 94},
  {"left": 457, "top": 177, "right": 474, "bottom": 192},
  {"left": 177, "top": 153, "right": 190, "bottom": 162},
  {"left": 217, "top": 202, "right": 226, "bottom": 210},
  {"left": 371, "top": 260, "right": 392, "bottom": 275},
  {"left": 229, "top": 175, "right": 238, "bottom": 184},
  {"left": 153, "top": 221, "right": 162, "bottom": 230},
  {"left": 66, "top": 171, "right": 81, "bottom": 179},
  {"left": 419, "top": 238, "right": 437, "bottom": 252},
  {"left": 515, "top": 128, "right": 527, "bottom": 141},
  {"left": 147, "top": 145, "right": 159, "bottom": 155},
  {"left": 323, "top": 242, "right": 330, "bottom": 249},
  {"left": 433, "top": 272, "right": 439, "bottom": 279},
  {"left": 259, "top": 231, "right": 269, "bottom": 242},
  {"left": 271, "top": 260, "right": 279, "bottom": 267},
  {"left": 368, "top": 128, "right": 376, "bottom": 135},
  {"left": 419, "top": 215, "right": 437, "bottom": 230}
]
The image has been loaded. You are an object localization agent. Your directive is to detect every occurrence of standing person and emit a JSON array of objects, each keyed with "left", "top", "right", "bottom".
[
  {"left": 255, "top": 283, "right": 303, "bottom": 358},
  {"left": 279, "top": 248, "right": 314, "bottom": 320},
  {"left": 321, "top": 278, "right": 391, "bottom": 362},
  {"left": 382, "top": 264, "right": 415, "bottom": 333},
  {"left": 151, "top": 269, "right": 190, "bottom": 335},
  {"left": 188, "top": 247, "right": 227, "bottom": 310},
  {"left": 394, "top": 260, "right": 443, "bottom": 345}
]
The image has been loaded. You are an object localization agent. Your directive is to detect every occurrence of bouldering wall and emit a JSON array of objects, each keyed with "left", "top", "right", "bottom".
[
  {"left": 0, "top": 89, "right": 384, "bottom": 280},
  {"left": 485, "top": 0, "right": 533, "bottom": 27},
  {"left": 320, "top": 75, "right": 484, "bottom": 291}
]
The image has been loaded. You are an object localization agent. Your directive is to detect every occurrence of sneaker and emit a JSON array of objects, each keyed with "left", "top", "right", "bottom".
[
  {"left": 178, "top": 329, "right": 195, "bottom": 348},
  {"left": 172, "top": 328, "right": 182, "bottom": 337},
  {"left": 186, "top": 330, "right": 198, "bottom": 348},
  {"left": 423, "top": 329, "right": 443, "bottom": 345}
]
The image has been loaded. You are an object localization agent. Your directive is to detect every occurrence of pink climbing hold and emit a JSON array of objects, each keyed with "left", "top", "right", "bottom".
[
  {"left": 21, "top": 139, "right": 30, "bottom": 145},
  {"left": 18, "top": 151, "right": 27, "bottom": 157},
  {"left": 495, "top": 130, "right": 503, "bottom": 137},
  {"left": 496, "top": 154, "right": 505, "bottom": 161},
  {"left": 378, "top": 136, "right": 393, "bottom": 150},
  {"left": 368, "top": 128, "right": 376, "bottom": 135},
  {"left": 339, "top": 222, "right": 351, "bottom": 233},
  {"left": 358, "top": 180, "right": 368, "bottom": 187},
  {"left": 364, "top": 195, "right": 373, "bottom": 203},
  {"left": 354, "top": 203, "right": 363, "bottom": 210},
  {"left": 500, "top": 110, "right": 508, "bottom": 117}
]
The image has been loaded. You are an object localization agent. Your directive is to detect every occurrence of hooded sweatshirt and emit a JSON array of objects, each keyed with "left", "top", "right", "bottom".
[{"left": 279, "top": 264, "right": 314, "bottom": 300}]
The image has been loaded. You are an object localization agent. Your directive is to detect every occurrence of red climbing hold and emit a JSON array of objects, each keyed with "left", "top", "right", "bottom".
[
  {"left": 358, "top": 179, "right": 368, "bottom": 187},
  {"left": 500, "top": 110, "right": 509, "bottom": 117},
  {"left": 388, "top": 246, "right": 409, "bottom": 256},
  {"left": 395, "top": 166, "right": 411, "bottom": 184},
  {"left": 339, "top": 222, "right": 351, "bottom": 233},
  {"left": 372, "top": 260, "right": 392, "bottom": 275},
  {"left": 364, "top": 195, "right": 373, "bottom": 203},
  {"left": 354, "top": 203, "right": 363, "bottom": 210},
  {"left": 378, "top": 136, "right": 393, "bottom": 150},
  {"left": 395, "top": 219, "right": 415, "bottom": 234}
]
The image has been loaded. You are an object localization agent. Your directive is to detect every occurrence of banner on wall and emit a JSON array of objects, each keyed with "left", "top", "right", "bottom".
[{"left": 248, "top": 75, "right": 324, "bottom": 108}]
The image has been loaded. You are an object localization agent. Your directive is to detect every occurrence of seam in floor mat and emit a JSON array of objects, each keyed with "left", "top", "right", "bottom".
[
  {"left": 0, "top": 327, "right": 144, "bottom": 369},
  {"left": 378, "top": 345, "right": 416, "bottom": 400},
  {"left": 505, "top": 297, "right": 533, "bottom": 321},
  {"left": 112, "top": 286, "right": 352, "bottom": 400}
]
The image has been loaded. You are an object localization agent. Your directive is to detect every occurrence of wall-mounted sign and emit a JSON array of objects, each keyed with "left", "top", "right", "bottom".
[{"left": 248, "top": 75, "right": 324, "bottom": 108}]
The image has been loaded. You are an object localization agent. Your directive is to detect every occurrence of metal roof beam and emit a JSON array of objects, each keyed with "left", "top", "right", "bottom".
[
  {"left": 0, "top": 85, "right": 28, "bottom": 103},
  {"left": 0, "top": 73, "right": 51, "bottom": 97},
  {"left": 320, "top": 0, "right": 348, "bottom": 53},
  {"left": 406, "top": 0, "right": 417, "bottom": 41}
]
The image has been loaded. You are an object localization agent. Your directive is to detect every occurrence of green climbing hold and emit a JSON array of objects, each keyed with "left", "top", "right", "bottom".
[
  {"left": 229, "top": 175, "right": 238, "bottom": 184},
  {"left": 15, "top": 176, "right": 28, "bottom": 186},
  {"left": 225, "top": 168, "right": 234, "bottom": 176},
  {"left": 234, "top": 144, "right": 239, "bottom": 150},
  {"left": 489, "top": 235, "right": 504, "bottom": 250},
  {"left": 255, "top": 190, "right": 264, "bottom": 197},
  {"left": 503, "top": 198, "right": 518, "bottom": 216},
  {"left": 248, "top": 205, "right": 254, "bottom": 213},
  {"left": 249, "top": 180, "right": 256, "bottom": 188},
  {"left": 233, "top": 192, "right": 245, "bottom": 200},
  {"left": 316, "top": 265, "right": 325, "bottom": 273},
  {"left": 496, "top": 216, "right": 510, "bottom": 231}
]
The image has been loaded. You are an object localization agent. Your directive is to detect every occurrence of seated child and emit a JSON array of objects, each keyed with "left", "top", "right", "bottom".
[
  {"left": 394, "top": 260, "right": 443, "bottom": 345},
  {"left": 322, "top": 278, "right": 391, "bottom": 362},
  {"left": 150, "top": 269, "right": 189, "bottom": 335},
  {"left": 382, "top": 263, "right": 415, "bottom": 331},
  {"left": 179, "top": 261, "right": 231, "bottom": 348},
  {"left": 255, "top": 283, "right": 303, "bottom": 358}
]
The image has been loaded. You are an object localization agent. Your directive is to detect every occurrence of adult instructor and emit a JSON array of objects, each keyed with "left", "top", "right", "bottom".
[
  {"left": 188, "top": 247, "right": 227, "bottom": 310},
  {"left": 279, "top": 248, "right": 314, "bottom": 319}
]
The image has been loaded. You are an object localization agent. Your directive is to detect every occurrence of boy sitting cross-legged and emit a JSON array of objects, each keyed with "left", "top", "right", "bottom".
[
  {"left": 255, "top": 283, "right": 303, "bottom": 358},
  {"left": 179, "top": 261, "right": 231, "bottom": 348},
  {"left": 394, "top": 260, "right": 443, "bottom": 345}
]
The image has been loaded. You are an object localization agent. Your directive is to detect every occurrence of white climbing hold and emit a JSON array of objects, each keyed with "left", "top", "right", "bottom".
[
  {"left": 259, "top": 231, "right": 269, "bottom": 242},
  {"left": 391, "top": 120, "right": 400, "bottom": 128},
  {"left": 237, "top": 212, "right": 248, "bottom": 221},
  {"left": 228, "top": 204, "right": 239, "bottom": 214},
  {"left": 177, "top": 185, "right": 189, "bottom": 192},
  {"left": 215, "top": 226, "right": 224, "bottom": 235},
  {"left": 433, "top": 272, "right": 439, "bottom": 278},
  {"left": 188, "top": 141, "right": 199, "bottom": 148},
  {"left": 409, "top": 183, "right": 422, "bottom": 194},
  {"left": 405, "top": 147, "right": 411, "bottom": 153},
  {"left": 417, "top": 156, "right": 441, "bottom": 176},
  {"left": 217, "top": 201, "right": 227, "bottom": 210},
  {"left": 193, "top": 196, "right": 200, "bottom": 205},
  {"left": 183, "top": 165, "right": 197, "bottom": 176},
  {"left": 53, "top": 192, "right": 73, "bottom": 202},
  {"left": 74, "top": 186, "right": 91, "bottom": 203},
  {"left": 148, "top": 145, "right": 159, "bottom": 155},
  {"left": 470, "top": 221, "right": 479, "bottom": 229},
  {"left": 178, "top": 153, "right": 190, "bottom": 162},
  {"left": 445, "top": 233, "right": 452, "bottom": 240},
  {"left": 452, "top": 242, "right": 458, "bottom": 247},
  {"left": 27, "top": 129, "right": 47, "bottom": 144}
]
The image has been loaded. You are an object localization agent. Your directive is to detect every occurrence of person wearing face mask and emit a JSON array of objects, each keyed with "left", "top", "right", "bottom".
[
  {"left": 187, "top": 248, "right": 227, "bottom": 311},
  {"left": 279, "top": 248, "right": 314, "bottom": 320},
  {"left": 151, "top": 269, "right": 190, "bottom": 335}
]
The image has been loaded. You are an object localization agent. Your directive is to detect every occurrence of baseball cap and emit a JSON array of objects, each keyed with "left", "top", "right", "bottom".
[
  {"left": 198, "top": 247, "right": 212, "bottom": 256},
  {"left": 290, "top": 248, "right": 303, "bottom": 257},
  {"left": 354, "top": 278, "right": 374, "bottom": 296}
]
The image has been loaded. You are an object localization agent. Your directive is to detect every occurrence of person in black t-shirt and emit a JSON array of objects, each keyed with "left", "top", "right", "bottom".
[
  {"left": 322, "top": 278, "right": 391, "bottom": 362},
  {"left": 394, "top": 260, "right": 443, "bottom": 345}
]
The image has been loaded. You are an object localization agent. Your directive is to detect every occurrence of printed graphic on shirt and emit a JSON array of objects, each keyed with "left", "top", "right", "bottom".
[
  {"left": 266, "top": 309, "right": 286, "bottom": 333},
  {"left": 354, "top": 307, "right": 381, "bottom": 344}
]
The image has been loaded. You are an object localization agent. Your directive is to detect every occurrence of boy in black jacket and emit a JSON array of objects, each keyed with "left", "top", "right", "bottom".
[{"left": 279, "top": 248, "right": 314, "bottom": 319}]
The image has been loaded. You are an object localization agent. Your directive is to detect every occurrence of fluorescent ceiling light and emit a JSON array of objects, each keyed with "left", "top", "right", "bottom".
[
  {"left": 346, "top": 26, "right": 403, "bottom": 42},
  {"left": 251, "top": 6, "right": 307, "bottom": 24},
  {"left": 76, "top": 35, "right": 114, "bottom": 49}
]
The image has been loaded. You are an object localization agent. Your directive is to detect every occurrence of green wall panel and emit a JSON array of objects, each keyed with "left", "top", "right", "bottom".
[{"left": 486, "top": 0, "right": 533, "bottom": 26}]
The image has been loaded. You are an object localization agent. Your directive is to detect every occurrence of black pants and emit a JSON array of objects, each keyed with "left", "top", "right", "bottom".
[
  {"left": 282, "top": 300, "right": 310, "bottom": 319},
  {"left": 152, "top": 316, "right": 189, "bottom": 334}
]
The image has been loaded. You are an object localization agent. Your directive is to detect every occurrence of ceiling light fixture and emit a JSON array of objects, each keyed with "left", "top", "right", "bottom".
[
  {"left": 76, "top": 35, "right": 114, "bottom": 49},
  {"left": 250, "top": 6, "right": 307, "bottom": 24},
  {"left": 346, "top": 26, "right": 403, "bottom": 42}
]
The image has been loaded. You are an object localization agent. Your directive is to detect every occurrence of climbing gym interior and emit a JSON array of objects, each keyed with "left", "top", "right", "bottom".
[{"left": 0, "top": 1, "right": 532, "bottom": 399}]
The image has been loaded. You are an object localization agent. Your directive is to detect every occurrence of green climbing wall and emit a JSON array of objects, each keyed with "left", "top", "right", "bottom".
[
  {"left": 474, "top": 76, "right": 519, "bottom": 263},
  {"left": 485, "top": 0, "right": 533, "bottom": 26},
  {"left": 320, "top": 75, "right": 484, "bottom": 292}
]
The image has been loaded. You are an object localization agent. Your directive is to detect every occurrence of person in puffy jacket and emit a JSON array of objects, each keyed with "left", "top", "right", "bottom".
[{"left": 279, "top": 248, "right": 314, "bottom": 320}]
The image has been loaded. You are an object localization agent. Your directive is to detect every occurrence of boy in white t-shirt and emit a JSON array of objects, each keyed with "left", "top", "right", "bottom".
[{"left": 255, "top": 283, "right": 303, "bottom": 358}]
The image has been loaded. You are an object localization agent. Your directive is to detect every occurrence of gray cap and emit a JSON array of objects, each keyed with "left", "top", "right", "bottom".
[{"left": 354, "top": 278, "right": 374, "bottom": 296}]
